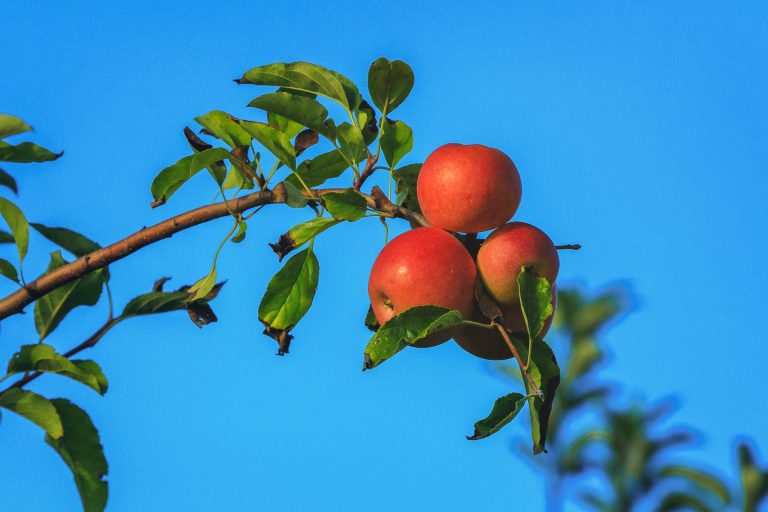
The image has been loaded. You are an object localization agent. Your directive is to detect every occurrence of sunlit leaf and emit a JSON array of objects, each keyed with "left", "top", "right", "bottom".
[
  {"left": 269, "top": 217, "right": 339, "bottom": 261},
  {"left": 194, "top": 110, "right": 251, "bottom": 148},
  {"left": 258, "top": 247, "right": 319, "bottom": 331},
  {"left": 467, "top": 392, "right": 527, "bottom": 440},
  {"left": 239, "top": 121, "right": 296, "bottom": 170},
  {"left": 0, "top": 197, "right": 29, "bottom": 264},
  {"left": 150, "top": 148, "right": 231, "bottom": 206},
  {"left": 0, "top": 388, "right": 63, "bottom": 438},
  {"left": 367, "top": 57, "right": 415, "bottom": 113},
  {"left": 517, "top": 267, "right": 554, "bottom": 342},
  {"left": 0, "top": 114, "right": 33, "bottom": 139},
  {"left": 323, "top": 189, "right": 368, "bottom": 221},
  {"left": 6, "top": 344, "right": 108, "bottom": 395},
  {"left": 248, "top": 91, "right": 331, "bottom": 138},
  {"left": 380, "top": 119, "right": 413, "bottom": 168},
  {"left": 285, "top": 149, "right": 352, "bottom": 189}
]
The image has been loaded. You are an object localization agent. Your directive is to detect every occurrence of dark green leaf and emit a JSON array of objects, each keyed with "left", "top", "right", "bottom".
[
  {"left": 380, "top": 119, "right": 413, "bottom": 168},
  {"left": 336, "top": 122, "right": 366, "bottom": 164},
  {"left": 738, "top": 442, "right": 768, "bottom": 511},
  {"left": 467, "top": 392, "right": 527, "bottom": 440},
  {"left": 194, "top": 110, "right": 251, "bottom": 148},
  {"left": 659, "top": 465, "right": 730, "bottom": 503},
  {"left": 30, "top": 223, "right": 101, "bottom": 257},
  {"left": 280, "top": 180, "right": 308, "bottom": 208},
  {"left": 0, "top": 228, "right": 13, "bottom": 243},
  {"left": 365, "top": 305, "right": 380, "bottom": 332},
  {"left": 286, "top": 149, "right": 352, "bottom": 189},
  {"left": 0, "top": 388, "right": 63, "bottom": 438},
  {"left": 517, "top": 267, "right": 554, "bottom": 341},
  {"left": 0, "top": 168, "right": 17, "bottom": 194},
  {"left": 45, "top": 399, "right": 108, "bottom": 512},
  {"left": 0, "top": 197, "right": 29, "bottom": 265},
  {"left": 239, "top": 121, "right": 296, "bottom": 170},
  {"left": 323, "top": 189, "right": 368, "bottom": 221},
  {"left": 240, "top": 62, "right": 361, "bottom": 112},
  {"left": 35, "top": 251, "right": 104, "bottom": 341},
  {"left": 248, "top": 91, "right": 331, "bottom": 138},
  {"left": 368, "top": 58, "right": 415, "bottom": 114},
  {"left": 657, "top": 492, "right": 712, "bottom": 512},
  {"left": 0, "top": 114, "right": 32, "bottom": 139},
  {"left": 231, "top": 221, "right": 247, "bottom": 243},
  {"left": 121, "top": 291, "right": 189, "bottom": 317},
  {"left": 258, "top": 247, "right": 319, "bottom": 330},
  {"left": 269, "top": 217, "right": 339, "bottom": 261},
  {"left": 525, "top": 339, "right": 561, "bottom": 454},
  {"left": 6, "top": 344, "right": 108, "bottom": 394},
  {"left": 363, "top": 306, "right": 463, "bottom": 369},
  {"left": 0, "top": 141, "right": 62, "bottom": 163},
  {"left": 0, "top": 257, "right": 19, "bottom": 283},
  {"left": 392, "top": 164, "right": 421, "bottom": 213},
  {"left": 150, "top": 148, "right": 231, "bottom": 206}
]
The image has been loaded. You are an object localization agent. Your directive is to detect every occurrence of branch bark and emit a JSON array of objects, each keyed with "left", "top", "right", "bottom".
[{"left": 0, "top": 186, "right": 427, "bottom": 320}]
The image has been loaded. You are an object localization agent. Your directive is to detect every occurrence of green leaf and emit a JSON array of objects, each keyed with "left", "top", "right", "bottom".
[
  {"left": 392, "top": 164, "right": 421, "bottom": 213},
  {"left": 35, "top": 251, "right": 104, "bottom": 341},
  {"left": 231, "top": 220, "right": 247, "bottom": 243},
  {"left": 258, "top": 247, "right": 319, "bottom": 330},
  {"left": 30, "top": 223, "right": 110, "bottom": 280},
  {"left": 0, "top": 228, "right": 14, "bottom": 244},
  {"left": 657, "top": 492, "right": 712, "bottom": 512},
  {"left": 0, "top": 114, "right": 33, "bottom": 139},
  {"left": 150, "top": 148, "right": 231, "bottom": 206},
  {"left": 240, "top": 61, "right": 361, "bottom": 112},
  {"left": 467, "top": 392, "right": 527, "bottom": 440},
  {"left": 738, "top": 442, "right": 768, "bottom": 511},
  {"left": 0, "top": 168, "right": 18, "bottom": 194},
  {"left": 323, "top": 189, "right": 368, "bottom": 221},
  {"left": 368, "top": 57, "right": 415, "bottom": 113},
  {"left": 269, "top": 217, "right": 339, "bottom": 261},
  {"left": 45, "top": 399, "right": 108, "bottom": 512},
  {"left": 0, "top": 257, "right": 19, "bottom": 283},
  {"left": 336, "top": 122, "right": 366, "bottom": 164},
  {"left": 248, "top": 91, "right": 331, "bottom": 138},
  {"left": 194, "top": 110, "right": 251, "bottom": 148},
  {"left": 523, "top": 338, "right": 561, "bottom": 454},
  {"left": 380, "top": 119, "right": 413, "bottom": 168},
  {"left": 187, "top": 267, "right": 217, "bottom": 302},
  {"left": 0, "top": 141, "right": 62, "bottom": 163},
  {"left": 364, "top": 304, "right": 380, "bottom": 332},
  {"left": 6, "top": 344, "right": 108, "bottom": 395},
  {"left": 0, "top": 388, "right": 63, "bottom": 438},
  {"left": 281, "top": 180, "right": 308, "bottom": 208},
  {"left": 517, "top": 267, "right": 554, "bottom": 341},
  {"left": 659, "top": 465, "right": 730, "bottom": 503},
  {"left": 0, "top": 196, "right": 29, "bottom": 265},
  {"left": 121, "top": 290, "right": 189, "bottom": 317},
  {"left": 363, "top": 306, "right": 463, "bottom": 369},
  {"left": 286, "top": 149, "right": 352, "bottom": 189},
  {"left": 239, "top": 121, "right": 296, "bottom": 170}
]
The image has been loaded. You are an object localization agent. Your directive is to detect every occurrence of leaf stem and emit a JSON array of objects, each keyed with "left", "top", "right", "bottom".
[{"left": 494, "top": 322, "right": 540, "bottom": 395}]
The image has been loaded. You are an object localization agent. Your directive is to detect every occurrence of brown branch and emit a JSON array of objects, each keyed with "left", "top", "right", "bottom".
[
  {"left": 0, "top": 186, "right": 426, "bottom": 320},
  {"left": 494, "top": 322, "right": 540, "bottom": 396},
  {"left": 352, "top": 153, "right": 379, "bottom": 190}
]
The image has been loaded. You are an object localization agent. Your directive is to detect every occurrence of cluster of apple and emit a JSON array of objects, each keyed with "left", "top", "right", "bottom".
[{"left": 368, "top": 143, "right": 560, "bottom": 360}]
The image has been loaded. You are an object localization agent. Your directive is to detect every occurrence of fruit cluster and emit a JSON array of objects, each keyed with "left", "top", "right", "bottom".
[{"left": 368, "top": 143, "right": 560, "bottom": 359}]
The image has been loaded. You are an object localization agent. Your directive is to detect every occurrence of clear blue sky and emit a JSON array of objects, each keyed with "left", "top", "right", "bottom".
[{"left": 2, "top": 2, "right": 767, "bottom": 510}]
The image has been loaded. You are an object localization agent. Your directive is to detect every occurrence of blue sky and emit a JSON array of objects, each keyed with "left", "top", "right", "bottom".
[{"left": 1, "top": 1, "right": 767, "bottom": 510}]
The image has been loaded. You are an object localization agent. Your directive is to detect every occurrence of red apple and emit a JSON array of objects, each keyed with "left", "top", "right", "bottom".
[
  {"left": 476, "top": 222, "right": 559, "bottom": 306},
  {"left": 368, "top": 227, "right": 476, "bottom": 347},
  {"left": 455, "top": 288, "right": 556, "bottom": 360},
  {"left": 416, "top": 143, "right": 522, "bottom": 233}
]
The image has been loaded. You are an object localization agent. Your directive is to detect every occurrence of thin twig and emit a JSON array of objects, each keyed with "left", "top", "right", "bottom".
[
  {"left": 494, "top": 322, "right": 540, "bottom": 395},
  {"left": 555, "top": 244, "right": 581, "bottom": 251},
  {"left": 352, "top": 153, "right": 379, "bottom": 190}
]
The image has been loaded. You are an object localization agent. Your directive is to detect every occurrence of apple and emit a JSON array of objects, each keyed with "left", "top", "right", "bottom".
[
  {"left": 455, "top": 288, "right": 556, "bottom": 360},
  {"left": 476, "top": 222, "right": 559, "bottom": 306},
  {"left": 368, "top": 227, "right": 476, "bottom": 347},
  {"left": 416, "top": 143, "right": 522, "bottom": 233}
]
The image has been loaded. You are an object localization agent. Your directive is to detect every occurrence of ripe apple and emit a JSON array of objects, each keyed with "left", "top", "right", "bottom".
[
  {"left": 476, "top": 222, "right": 559, "bottom": 306},
  {"left": 455, "top": 288, "right": 556, "bottom": 360},
  {"left": 368, "top": 227, "right": 476, "bottom": 347},
  {"left": 416, "top": 143, "right": 522, "bottom": 233}
]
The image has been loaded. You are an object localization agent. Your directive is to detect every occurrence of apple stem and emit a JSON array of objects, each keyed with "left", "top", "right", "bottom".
[{"left": 555, "top": 244, "right": 582, "bottom": 251}]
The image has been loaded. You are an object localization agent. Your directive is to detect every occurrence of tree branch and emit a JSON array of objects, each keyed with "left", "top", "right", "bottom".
[
  {"left": 352, "top": 153, "right": 379, "bottom": 190},
  {"left": 0, "top": 185, "right": 427, "bottom": 320}
]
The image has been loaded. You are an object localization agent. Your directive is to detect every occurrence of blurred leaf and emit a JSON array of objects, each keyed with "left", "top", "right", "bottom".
[
  {"left": 657, "top": 492, "right": 712, "bottom": 512},
  {"left": 0, "top": 388, "right": 63, "bottom": 438},
  {"left": 231, "top": 220, "right": 247, "bottom": 243},
  {"left": 248, "top": 91, "right": 331, "bottom": 138},
  {"left": 35, "top": 251, "right": 104, "bottom": 341},
  {"left": 323, "top": 189, "right": 367, "bottom": 221},
  {"left": 367, "top": 58, "right": 415, "bottom": 113},
  {"left": 365, "top": 305, "right": 380, "bottom": 332},
  {"left": 45, "top": 399, "right": 108, "bottom": 512},
  {"left": 6, "top": 344, "right": 108, "bottom": 395},
  {"left": 363, "top": 306, "right": 462, "bottom": 370},
  {"left": 0, "top": 141, "right": 62, "bottom": 163},
  {"left": 187, "top": 267, "right": 217, "bottom": 302},
  {"left": 392, "top": 163, "right": 421, "bottom": 213},
  {"left": 467, "top": 392, "right": 527, "bottom": 440},
  {"left": 286, "top": 149, "right": 352, "bottom": 189},
  {"left": 269, "top": 217, "right": 339, "bottom": 261},
  {"left": 559, "top": 430, "right": 608, "bottom": 473},
  {"left": 659, "top": 465, "right": 730, "bottom": 503},
  {"left": 0, "top": 196, "right": 29, "bottom": 264},
  {"left": 194, "top": 110, "right": 251, "bottom": 148},
  {"left": 240, "top": 61, "right": 361, "bottom": 112},
  {"left": 239, "top": 121, "right": 296, "bottom": 170},
  {"left": 258, "top": 247, "right": 319, "bottom": 331},
  {"left": 518, "top": 267, "right": 554, "bottom": 341},
  {"left": 0, "top": 257, "right": 19, "bottom": 283},
  {"left": 380, "top": 119, "right": 413, "bottom": 168},
  {"left": 739, "top": 442, "right": 768, "bottom": 512},
  {"left": 150, "top": 148, "right": 231, "bottom": 206},
  {"left": 0, "top": 168, "right": 17, "bottom": 194},
  {"left": 336, "top": 122, "right": 366, "bottom": 164},
  {"left": 0, "top": 114, "right": 33, "bottom": 139},
  {"left": 0, "top": 228, "right": 13, "bottom": 243},
  {"left": 567, "top": 337, "right": 602, "bottom": 380}
]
